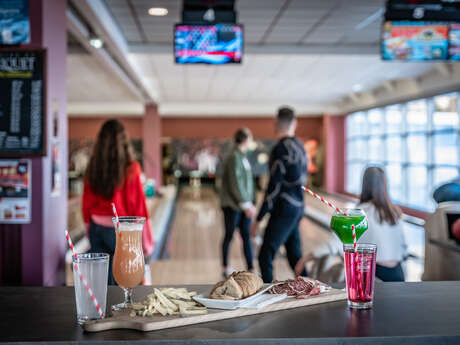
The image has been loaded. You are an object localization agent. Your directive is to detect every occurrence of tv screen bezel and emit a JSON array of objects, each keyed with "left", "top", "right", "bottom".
[{"left": 173, "top": 23, "right": 244, "bottom": 65}]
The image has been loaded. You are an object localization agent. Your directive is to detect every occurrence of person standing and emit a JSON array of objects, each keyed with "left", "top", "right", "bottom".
[
  {"left": 82, "top": 119, "right": 154, "bottom": 285},
  {"left": 251, "top": 107, "right": 308, "bottom": 283},
  {"left": 358, "top": 166, "right": 407, "bottom": 282},
  {"left": 220, "top": 128, "right": 257, "bottom": 277}
]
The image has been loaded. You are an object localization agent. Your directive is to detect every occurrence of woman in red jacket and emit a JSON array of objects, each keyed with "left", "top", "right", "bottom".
[{"left": 82, "top": 119, "right": 154, "bottom": 285}]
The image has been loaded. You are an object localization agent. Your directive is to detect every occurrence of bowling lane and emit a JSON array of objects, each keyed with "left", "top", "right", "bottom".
[{"left": 150, "top": 186, "right": 333, "bottom": 285}]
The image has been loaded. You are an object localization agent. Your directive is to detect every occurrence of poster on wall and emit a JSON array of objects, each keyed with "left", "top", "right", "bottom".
[
  {"left": 0, "top": 159, "right": 31, "bottom": 223},
  {"left": 0, "top": 0, "right": 30, "bottom": 45},
  {"left": 0, "top": 49, "right": 45, "bottom": 156}
]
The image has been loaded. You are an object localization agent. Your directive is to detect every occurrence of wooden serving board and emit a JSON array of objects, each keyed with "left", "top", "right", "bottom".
[{"left": 83, "top": 288, "right": 347, "bottom": 332}]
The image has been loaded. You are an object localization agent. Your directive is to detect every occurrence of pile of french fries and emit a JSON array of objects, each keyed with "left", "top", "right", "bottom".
[{"left": 130, "top": 288, "right": 207, "bottom": 317}]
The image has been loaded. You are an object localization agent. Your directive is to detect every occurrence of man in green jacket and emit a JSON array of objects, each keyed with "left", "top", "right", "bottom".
[{"left": 220, "top": 128, "right": 256, "bottom": 277}]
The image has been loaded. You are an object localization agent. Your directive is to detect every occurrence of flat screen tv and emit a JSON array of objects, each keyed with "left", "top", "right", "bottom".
[
  {"left": 174, "top": 24, "right": 243, "bottom": 64},
  {"left": 382, "top": 21, "right": 449, "bottom": 61}
]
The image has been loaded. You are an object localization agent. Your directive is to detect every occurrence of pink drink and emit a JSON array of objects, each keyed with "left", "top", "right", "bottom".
[{"left": 344, "top": 244, "right": 377, "bottom": 309}]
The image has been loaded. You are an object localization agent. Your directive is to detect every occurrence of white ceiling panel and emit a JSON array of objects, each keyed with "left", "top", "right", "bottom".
[
  {"left": 67, "top": 54, "right": 140, "bottom": 103},
  {"left": 124, "top": 51, "right": 434, "bottom": 109},
  {"left": 68, "top": 0, "right": 440, "bottom": 116}
]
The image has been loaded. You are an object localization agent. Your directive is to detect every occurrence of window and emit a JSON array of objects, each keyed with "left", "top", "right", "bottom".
[
  {"left": 347, "top": 112, "right": 366, "bottom": 138},
  {"left": 407, "top": 134, "right": 427, "bottom": 164},
  {"left": 386, "top": 164, "right": 404, "bottom": 202},
  {"left": 434, "top": 167, "right": 459, "bottom": 187},
  {"left": 368, "top": 109, "right": 384, "bottom": 135},
  {"left": 407, "top": 100, "right": 428, "bottom": 132},
  {"left": 385, "top": 136, "right": 403, "bottom": 162},
  {"left": 386, "top": 105, "right": 403, "bottom": 134},
  {"left": 433, "top": 132, "right": 458, "bottom": 165},
  {"left": 346, "top": 93, "right": 460, "bottom": 212},
  {"left": 407, "top": 166, "right": 428, "bottom": 209},
  {"left": 368, "top": 137, "right": 384, "bottom": 162},
  {"left": 433, "top": 94, "right": 459, "bottom": 130}
]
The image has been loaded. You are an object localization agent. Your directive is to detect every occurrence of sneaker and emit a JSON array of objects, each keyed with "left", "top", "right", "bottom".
[
  {"left": 248, "top": 268, "right": 261, "bottom": 277},
  {"left": 223, "top": 266, "right": 235, "bottom": 278}
]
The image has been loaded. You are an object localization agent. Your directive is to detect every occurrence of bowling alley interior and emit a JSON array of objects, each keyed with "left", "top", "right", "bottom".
[{"left": 1, "top": 0, "right": 460, "bottom": 343}]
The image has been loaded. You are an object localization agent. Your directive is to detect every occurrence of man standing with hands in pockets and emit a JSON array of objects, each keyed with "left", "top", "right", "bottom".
[
  {"left": 220, "top": 128, "right": 257, "bottom": 278},
  {"left": 251, "top": 107, "right": 308, "bottom": 283}
]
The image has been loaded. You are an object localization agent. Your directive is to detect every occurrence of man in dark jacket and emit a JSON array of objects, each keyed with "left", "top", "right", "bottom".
[{"left": 251, "top": 107, "right": 308, "bottom": 283}]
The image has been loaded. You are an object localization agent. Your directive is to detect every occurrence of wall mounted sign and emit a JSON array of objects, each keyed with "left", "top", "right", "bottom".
[
  {"left": 0, "top": 0, "right": 30, "bottom": 45},
  {"left": 0, "top": 159, "right": 31, "bottom": 223},
  {"left": 0, "top": 49, "right": 46, "bottom": 156}
]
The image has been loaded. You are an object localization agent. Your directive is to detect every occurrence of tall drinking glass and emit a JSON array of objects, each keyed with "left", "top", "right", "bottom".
[
  {"left": 112, "top": 216, "right": 145, "bottom": 311},
  {"left": 330, "top": 209, "right": 373, "bottom": 309},
  {"left": 344, "top": 243, "right": 377, "bottom": 309},
  {"left": 72, "top": 253, "right": 109, "bottom": 324}
]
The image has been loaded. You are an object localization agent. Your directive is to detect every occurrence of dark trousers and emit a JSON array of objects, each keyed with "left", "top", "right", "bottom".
[
  {"left": 259, "top": 212, "right": 308, "bottom": 283},
  {"left": 222, "top": 207, "right": 254, "bottom": 270},
  {"left": 376, "top": 263, "right": 405, "bottom": 282},
  {"left": 88, "top": 221, "right": 116, "bottom": 285}
]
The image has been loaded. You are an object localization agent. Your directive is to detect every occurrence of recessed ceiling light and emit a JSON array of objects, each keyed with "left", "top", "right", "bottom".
[
  {"left": 352, "top": 84, "right": 363, "bottom": 92},
  {"left": 89, "top": 37, "right": 103, "bottom": 49},
  {"left": 148, "top": 7, "right": 168, "bottom": 16}
]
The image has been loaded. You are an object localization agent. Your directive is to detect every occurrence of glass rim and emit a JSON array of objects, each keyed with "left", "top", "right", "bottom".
[
  {"left": 72, "top": 253, "right": 109, "bottom": 263},
  {"left": 333, "top": 208, "right": 365, "bottom": 216},
  {"left": 343, "top": 243, "right": 377, "bottom": 251},
  {"left": 112, "top": 216, "right": 146, "bottom": 223}
]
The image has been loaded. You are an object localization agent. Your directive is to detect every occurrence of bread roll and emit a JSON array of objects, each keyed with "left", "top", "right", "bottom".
[
  {"left": 210, "top": 271, "right": 264, "bottom": 300},
  {"left": 209, "top": 276, "right": 243, "bottom": 299}
]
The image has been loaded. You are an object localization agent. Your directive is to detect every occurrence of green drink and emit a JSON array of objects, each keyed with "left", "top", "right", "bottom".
[{"left": 330, "top": 209, "right": 368, "bottom": 244}]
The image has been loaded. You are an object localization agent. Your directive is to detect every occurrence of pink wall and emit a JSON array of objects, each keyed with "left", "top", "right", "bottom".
[
  {"left": 68, "top": 117, "right": 143, "bottom": 140},
  {"left": 0, "top": 0, "right": 68, "bottom": 286},
  {"left": 161, "top": 116, "right": 323, "bottom": 140},
  {"left": 143, "top": 105, "right": 162, "bottom": 186},
  {"left": 323, "top": 115, "right": 346, "bottom": 194}
]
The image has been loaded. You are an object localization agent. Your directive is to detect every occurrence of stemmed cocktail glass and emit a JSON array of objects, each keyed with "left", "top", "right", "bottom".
[{"left": 111, "top": 216, "right": 145, "bottom": 311}]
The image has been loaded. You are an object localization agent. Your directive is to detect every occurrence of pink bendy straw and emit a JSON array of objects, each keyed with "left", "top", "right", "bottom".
[{"left": 65, "top": 230, "right": 104, "bottom": 318}]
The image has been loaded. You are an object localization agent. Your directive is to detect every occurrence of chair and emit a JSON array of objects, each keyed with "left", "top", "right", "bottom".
[{"left": 422, "top": 202, "right": 460, "bottom": 281}]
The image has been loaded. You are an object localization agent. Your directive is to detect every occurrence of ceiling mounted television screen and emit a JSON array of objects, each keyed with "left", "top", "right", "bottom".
[
  {"left": 382, "top": 21, "right": 449, "bottom": 61},
  {"left": 174, "top": 24, "right": 243, "bottom": 64}
]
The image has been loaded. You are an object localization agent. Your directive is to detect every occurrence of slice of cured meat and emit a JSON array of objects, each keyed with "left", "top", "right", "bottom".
[{"left": 268, "top": 277, "right": 329, "bottom": 299}]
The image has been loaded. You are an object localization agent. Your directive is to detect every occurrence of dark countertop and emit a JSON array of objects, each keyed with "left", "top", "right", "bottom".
[{"left": 1, "top": 282, "right": 460, "bottom": 344}]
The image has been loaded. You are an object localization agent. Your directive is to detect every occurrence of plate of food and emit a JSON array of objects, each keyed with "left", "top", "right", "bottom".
[{"left": 193, "top": 271, "right": 277, "bottom": 310}]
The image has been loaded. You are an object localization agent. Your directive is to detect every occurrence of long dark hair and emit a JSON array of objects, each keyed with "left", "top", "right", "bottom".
[
  {"left": 85, "top": 119, "right": 134, "bottom": 199},
  {"left": 360, "top": 166, "right": 402, "bottom": 225}
]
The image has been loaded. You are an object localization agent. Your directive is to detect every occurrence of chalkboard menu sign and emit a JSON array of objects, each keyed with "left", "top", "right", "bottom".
[{"left": 0, "top": 50, "right": 45, "bottom": 156}]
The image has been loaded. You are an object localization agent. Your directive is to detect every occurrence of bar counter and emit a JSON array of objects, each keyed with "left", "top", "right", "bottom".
[{"left": 1, "top": 282, "right": 459, "bottom": 344}]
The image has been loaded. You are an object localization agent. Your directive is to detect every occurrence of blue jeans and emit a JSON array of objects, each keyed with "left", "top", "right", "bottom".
[
  {"left": 222, "top": 207, "right": 254, "bottom": 270},
  {"left": 376, "top": 263, "right": 405, "bottom": 282},
  {"left": 88, "top": 221, "right": 116, "bottom": 285},
  {"left": 258, "top": 211, "right": 308, "bottom": 283}
]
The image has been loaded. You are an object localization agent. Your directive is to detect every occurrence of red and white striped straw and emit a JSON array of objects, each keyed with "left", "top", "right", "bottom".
[
  {"left": 352, "top": 225, "right": 364, "bottom": 299},
  {"left": 351, "top": 224, "right": 357, "bottom": 252},
  {"left": 301, "top": 186, "right": 348, "bottom": 216},
  {"left": 111, "top": 203, "right": 120, "bottom": 228},
  {"left": 111, "top": 203, "right": 122, "bottom": 238},
  {"left": 65, "top": 230, "right": 104, "bottom": 318}
]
